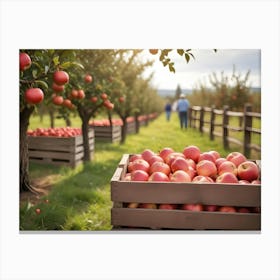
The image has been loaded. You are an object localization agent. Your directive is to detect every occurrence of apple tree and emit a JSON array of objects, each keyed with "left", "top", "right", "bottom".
[
  {"left": 20, "top": 49, "right": 83, "bottom": 192},
  {"left": 58, "top": 49, "right": 120, "bottom": 161},
  {"left": 109, "top": 50, "right": 155, "bottom": 143}
]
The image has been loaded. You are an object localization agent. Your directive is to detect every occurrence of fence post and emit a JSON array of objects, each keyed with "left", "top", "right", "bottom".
[
  {"left": 223, "top": 105, "right": 229, "bottom": 149},
  {"left": 244, "top": 103, "right": 252, "bottom": 158},
  {"left": 189, "top": 107, "right": 192, "bottom": 128},
  {"left": 210, "top": 105, "right": 215, "bottom": 141},
  {"left": 199, "top": 106, "right": 204, "bottom": 133}
]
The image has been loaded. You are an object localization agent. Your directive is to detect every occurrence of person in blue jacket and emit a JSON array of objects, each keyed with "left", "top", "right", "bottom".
[
  {"left": 165, "top": 102, "right": 172, "bottom": 121},
  {"left": 177, "top": 94, "right": 190, "bottom": 129}
]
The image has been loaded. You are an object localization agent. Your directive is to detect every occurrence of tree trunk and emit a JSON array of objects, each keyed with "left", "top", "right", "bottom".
[
  {"left": 81, "top": 119, "right": 91, "bottom": 162},
  {"left": 49, "top": 108, "right": 55, "bottom": 128},
  {"left": 108, "top": 110, "right": 113, "bottom": 127},
  {"left": 65, "top": 116, "right": 71, "bottom": 127},
  {"left": 120, "top": 117, "right": 127, "bottom": 144},
  {"left": 77, "top": 105, "right": 92, "bottom": 162},
  {"left": 135, "top": 112, "right": 140, "bottom": 134},
  {"left": 20, "top": 106, "right": 36, "bottom": 193}
]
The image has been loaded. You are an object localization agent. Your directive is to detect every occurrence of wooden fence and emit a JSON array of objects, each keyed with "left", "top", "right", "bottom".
[{"left": 189, "top": 104, "right": 261, "bottom": 158}]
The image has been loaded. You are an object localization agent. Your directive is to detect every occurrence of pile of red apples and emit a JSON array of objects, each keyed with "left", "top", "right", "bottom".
[
  {"left": 27, "top": 127, "right": 82, "bottom": 137},
  {"left": 123, "top": 146, "right": 261, "bottom": 213}
]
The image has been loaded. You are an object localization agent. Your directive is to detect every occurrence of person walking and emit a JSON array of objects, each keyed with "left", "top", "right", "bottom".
[
  {"left": 177, "top": 94, "right": 190, "bottom": 129},
  {"left": 164, "top": 102, "right": 172, "bottom": 121}
]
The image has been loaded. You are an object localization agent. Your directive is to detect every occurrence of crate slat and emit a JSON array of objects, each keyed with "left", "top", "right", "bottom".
[{"left": 112, "top": 208, "right": 260, "bottom": 230}]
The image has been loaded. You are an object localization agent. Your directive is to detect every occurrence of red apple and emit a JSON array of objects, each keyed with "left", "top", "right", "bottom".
[
  {"left": 52, "top": 95, "right": 64, "bottom": 105},
  {"left": 119, "top": 96, "right": 125, "bottom": 103},
  {"left": 148, "top": 171, "right": 170, "bottom": 182},
  {"left": 218, "top": 160, "right": 237, "bottom": 176},
  {"left": 141, "top": 149, "right": 155, "bottom": 162},
  {"left": 149, "top": 49, "right": 158, "bottom": 55},
  {"left": 159, "top": 147, "right": 174, "bottom": 162},
  {"left": 182, "top": 145, "right": 201, "bottom": 162},
  {"left": 251, "top": 180, "right": 261, "bottom": 184},
  {"left": 131, "top": 170, "right": 149, "bottom": 181},
  {"left": 170, "top": 170, "right": 191, "bottom": 182},
  {"left": 24, "top": 88, "right": 44, "bottom": 104},
  {"left": 63, "top": 99, "right": 73, "bottom": 109},
  {"left": 226, "top": 152, "right": 247, "bottom": 167},
  {"left": 208, "top": 150, "right": 220, "bottom": 160},
  {"left": 71, "top": 89, "right": 79, "bottom": 98},
  {"left": 129, "top": 159, "right": 150, "bottom": 173},
  {"left": 215, "top": 158, "right": 227, "bottom": 169},
  {"left": 216, "top": 172, "right": 238, "bottom": 184},
  {"left": 127, "top": 202, "right": 139, "bottom": 208},
  {"left": 20, "top": 52, "right": 32, "bottom": 71},
  {"left": 238, "top": 207, "right": 251, "bottom": 213},
  {"left": 181, "top": 204, "right": 203, "bottom": 211},
  {"left": 204, "top": 205, "right": 218, "bottom": 212},
  {"left": 52, "top": 83, "right": 64, "bottom": 92},
  {"left": 91, "top": 96, "right": 98, "bottom": 103},
  {"left": 129, "top": 154, "right": 143, "bottom": 162},
  {"left": 101, "top": 93, "right": 108, "bottom": 100},
  {"left": 198, "top": 152, "right": 216, "bottom": 163},
  {"left": 237, "top": 161, "right": 259, "bottom": 181},
  {"left": 219, "top": 206, "right": 237, "bottom": 213},
  {"left": 84, "top": 74, "right": 93, "bottom": 83},
  {"left": 35, "top": 208, "right": 41, "bottom": 214},
  {"left": 139, "top": 203, "right": 157, "bottom": 209},
  {"left": 165, "top": 152, "right": 185, "bottom": 166},
  {"left": 123, "top": 173, "right": 132, "bottom": 181},
  {"left": 238, "top": 180, "right": 250, "bottom": 184},
  {"left": 170, "top": 157, "right": 189, "bottom": 173},
  {"left": 77, "top": 89, "right": 85, "bottom": 99},
  {"left": 159, "top": 204, "right": 177, "bottom": 210},
  {"left": 196, "top": 160, "right": 217, "bottom": 178},
  {"left": 53, "top": 70, "right": 69, "bottom": 85},
  {"left": 149, "top": 161, "right": 170, "bottom": 175},
  {"left": 186, "top": 167, "right": 197, "bottom": 180},
  {"left": 148, "top": 155, "right": 164, "bottom": 166},
  {"left": 185, "top": 158, "right": 196, "bottom": 170},
  {"left": 192, "top": 175, "right": 214, "bottom": 183}
]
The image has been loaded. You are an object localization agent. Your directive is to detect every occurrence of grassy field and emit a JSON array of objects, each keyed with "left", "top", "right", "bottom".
[{"left": 20, "top": 112, "right": 260, "bottom": 231}]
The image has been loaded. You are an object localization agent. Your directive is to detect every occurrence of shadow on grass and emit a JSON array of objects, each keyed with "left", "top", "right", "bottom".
[{"left": 21, "top": 147, "right": 124, "bottom": 231}]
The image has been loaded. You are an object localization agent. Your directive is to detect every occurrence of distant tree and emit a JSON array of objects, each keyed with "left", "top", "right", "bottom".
[{"left": 175, "top": 84, "right": 182, "bottom": 100}]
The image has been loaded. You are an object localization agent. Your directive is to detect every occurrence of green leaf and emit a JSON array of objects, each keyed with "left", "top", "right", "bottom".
[
  {"left": 168, "top": 63, "right": 175, "bottom": 73},
  {"left": 32, "top": 69, "right": 38, "bottom": 79},
  {"left": 44, "top": 65, "right": 49, "bottom": 75},
  {"left": 177, "top": 49, "right": 184, "bottom": 56},
  {"left": 185, "top": 53, "right": 190, "bottom": 63},
  {"left": 53, "top": 56, "right": 60, "bottom": 66},
  {"left": 34, "top": 80, "right": 48, "bottom": 90},
  {"left": 69, "top": 62, "right": 84, "bottom": 70},
  {"left": 60, "top": 62, "right": 72, "bottom": 69}
]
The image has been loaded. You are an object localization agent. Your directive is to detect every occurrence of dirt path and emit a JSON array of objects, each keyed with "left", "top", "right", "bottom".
[{"left": 20, "top": 174, "right": 60, "bottom": 206}]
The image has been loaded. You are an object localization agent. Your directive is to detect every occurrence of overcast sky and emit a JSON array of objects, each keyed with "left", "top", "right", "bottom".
[{"left": 141, "top": 49, "right": 261, "bottom": 90}]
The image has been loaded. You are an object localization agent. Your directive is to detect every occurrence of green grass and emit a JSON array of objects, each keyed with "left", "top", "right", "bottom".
[{"left": 20, "top": 112, "right": 261, "bottom": 231}]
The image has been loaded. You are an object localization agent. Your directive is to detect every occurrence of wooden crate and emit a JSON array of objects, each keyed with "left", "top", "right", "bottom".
[
  {"left": 92, "top": 125, "right": 121, "bottom": 143},
  {"left": 110, "top": 154, "right": 261, "bottom": 230},
  {"left": 28, "top": 130, "right": 94, "bottom": 168},
  {"left": 126, "top": 121, "right": 136, "bottom": 134}
]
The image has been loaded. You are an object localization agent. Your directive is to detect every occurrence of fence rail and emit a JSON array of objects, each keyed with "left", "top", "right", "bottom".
[{"left": 189, "top": 104, "right": 261, "bottom": 158}]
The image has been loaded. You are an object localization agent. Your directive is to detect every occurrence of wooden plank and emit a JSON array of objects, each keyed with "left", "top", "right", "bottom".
[
  {"left": 227, "top": 111, "right": 243, "bottom": 117},
  {"left": 111, "top": 208, "right": 261, "bottom": 230},
  {"left": 111, "top": 181, "right": 261, "bottom": 207},
  {"left": 227, "top": 136, "right": 243, "bottom": 146}
]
